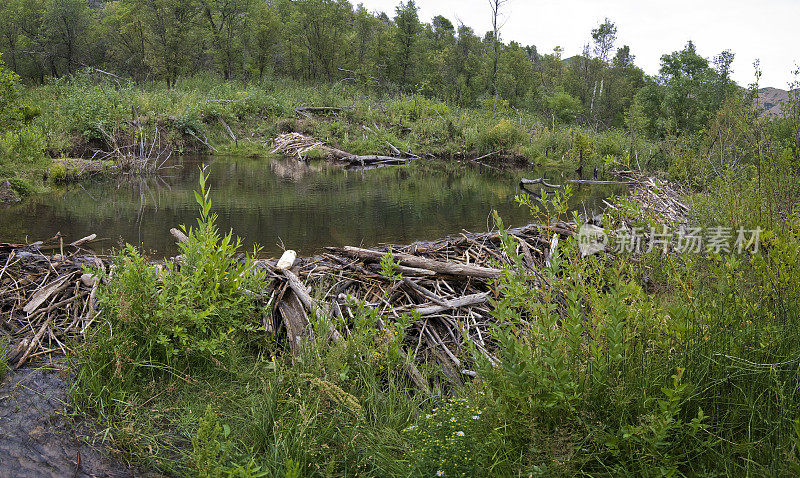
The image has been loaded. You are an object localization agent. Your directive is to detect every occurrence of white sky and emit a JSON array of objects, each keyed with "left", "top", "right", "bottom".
[{"left": 356, "top": 0, "right": 800, "bottom": 89}]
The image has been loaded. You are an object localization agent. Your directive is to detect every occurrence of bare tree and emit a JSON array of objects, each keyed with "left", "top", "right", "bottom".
[{"left": 488, "top": 0, "right": 508, "bottom": 95}]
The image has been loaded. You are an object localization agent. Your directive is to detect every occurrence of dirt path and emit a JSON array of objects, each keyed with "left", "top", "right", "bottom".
[{"left": 0, "top": 356, "right": 143, "bottom": 477}]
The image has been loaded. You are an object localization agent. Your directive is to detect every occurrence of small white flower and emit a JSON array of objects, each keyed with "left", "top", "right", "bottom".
[
  {"left": 436, "top": 471, "right": 444, "bottom": 477},
  {"left": 477, "top": 410, "right": 482, "bottom": 415},
  {"left": 450, "top": 417, "right": 457, "bottom": 422},
  {"left": 404, "top": 425, "right": 415, "bottom": 431},
  {"left": 472, "top": 415, "right": 479, "bottom": 420},
  {"left": 425, "top": 414, "right": 432, "bottom": 419},
  {"left": 455, "top": 431, "right": 465, "bottom": 437}
]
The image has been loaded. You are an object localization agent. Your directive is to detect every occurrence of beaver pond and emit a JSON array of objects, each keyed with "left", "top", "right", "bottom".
[{"left": 0, "top": 157, "right": 622, "bottom": 257}]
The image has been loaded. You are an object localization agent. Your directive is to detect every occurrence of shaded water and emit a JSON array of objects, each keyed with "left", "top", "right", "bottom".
[{"left": 0, "top": 157, "right": 621, "bottom": 257}]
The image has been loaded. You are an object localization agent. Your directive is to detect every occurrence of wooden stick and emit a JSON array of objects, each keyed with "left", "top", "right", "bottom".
[
  {"left": 283, "top": 269, "right": 342, "bottom": 343},
  {"left": 566, "top": 179, "right": 637, "bottom": 185},
  {"left": 520, "top": 178, "right": 562, "bottom": 189},
  {"left": 333, "top": 246, "right": 503, "bottom": 279},
  {"left": 69, "top": 234, "right": 97, "bottom": 248},
  {"left": 15, "top": 316, "right": 53, "bottom": 368},
  {"left": 170, "top": 228, "right": 189, "bottom": 244},
  {"left": 413, "top": 292, "right": 491, "bottom": 316}
]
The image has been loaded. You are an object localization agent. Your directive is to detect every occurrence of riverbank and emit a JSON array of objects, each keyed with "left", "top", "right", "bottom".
[{"left": 3, "top": 73, "right": 657, "bottom": 203}]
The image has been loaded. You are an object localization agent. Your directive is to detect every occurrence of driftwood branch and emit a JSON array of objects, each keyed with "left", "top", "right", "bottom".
[
  {"left": 331, "top": 246, "right": 503, "bottom": 279},
  {"left": 520, "top": 178, "right": 562, "bottom": 189}
]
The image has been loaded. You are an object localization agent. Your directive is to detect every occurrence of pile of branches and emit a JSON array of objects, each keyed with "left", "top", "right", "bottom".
[
  {"left": 93, "top": 107, "right": 173, "bottom": 174},
  {"left": 270, "top": 132, "right": 350, "bottom": 160},
  {"left": 614, "top": 171, "right": 692, "bottom": 226},
  {"left": 0, "top": 234, "right": 103, "bottom": 368},
  {"left": 2, "top": 223, "right": 570, "bottom": 388},
  {"left": 2, "top": 171, "right": 682, "bottom": 390},
  {"left": 270, "top": 133, "right": 414, "bottom": 168},
  {"left": 260, "top": 223, "right": 574, "bottom": 391}
]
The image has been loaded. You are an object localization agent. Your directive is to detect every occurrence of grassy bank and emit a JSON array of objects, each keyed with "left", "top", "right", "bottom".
[{"left": 2, "top": 72, "right": 657, "bottom": 197}]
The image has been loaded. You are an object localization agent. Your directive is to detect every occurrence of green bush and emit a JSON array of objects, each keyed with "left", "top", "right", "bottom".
[
  {"left": 473, "top": 119, "right": 528, "bottom": 154},
  {"left": 0, "top": 53, "right": 22, "bottom": 130},
  {"left": 387, "top": 95, "right": 451, "bottom": 123},
  {"left": 81, "top": 166, "right": 267, "bottom": 387},
  {"left": 0, "top": 125, "right": 48, "bottom": 178},
  {"left": 546, "top": 91, "right": 581, "bottom": 124}
]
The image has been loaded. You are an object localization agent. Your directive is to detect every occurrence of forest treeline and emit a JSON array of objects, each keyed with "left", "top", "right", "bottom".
[{"left": 0, "top": 0, "right": 747, "bottom": 138}]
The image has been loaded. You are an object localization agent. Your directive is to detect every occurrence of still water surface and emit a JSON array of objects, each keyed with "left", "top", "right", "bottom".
[{"left": 0, "top": 157, "right": 620, "bottom": 257}]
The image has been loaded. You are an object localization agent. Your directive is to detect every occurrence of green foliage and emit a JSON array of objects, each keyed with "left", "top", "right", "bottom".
[
  {"left": 379, "top": 248, "right": 402, "bottom": 282},
  {"left": 192, "top": 405, "right": 233, "bottom": 478},
  {"left": 80, "top": 166, "right": 266, "bottom": 391},
  {"left": 472, "top": 119, "right": 527, "bottom": 154},
  {"left": 387, "top": 95, "right": 451, "bottom": 123},
  {"left": 547, "top": 91, "right": 582, "bottom": 124},
  {"left": 0, "top": 125, "right": 48, "bottom": 180},
  {"left": 0, "top": 53, "right": 22, "bottom": 130}
]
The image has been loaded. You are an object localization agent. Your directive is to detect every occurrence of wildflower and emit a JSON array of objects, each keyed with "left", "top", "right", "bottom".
[
  {"left": 425, "top": 414, "right": 432, "bottom": 419},
  {"left": 472, "top": 415, "right": 479, "bottom": 420},
  {"left": 477, "top": 410, "right": 482, "bottom": 415},
  {"left": 436, "top": 471, "right": 444, "bottom": 477},
  {"left": 455, "top": 431, "right": 465, "bottom": 436},
  {"left": 404, "top": 425, "right": 415, "bottom": 431}
]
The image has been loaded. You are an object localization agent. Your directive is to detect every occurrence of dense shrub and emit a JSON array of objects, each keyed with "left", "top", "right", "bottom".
[
  {"left": 472, "top": 119, "right": 528, "bottom": 154},
  {"left": 81, "top": 167, "right": 267, "bottom": 387}
]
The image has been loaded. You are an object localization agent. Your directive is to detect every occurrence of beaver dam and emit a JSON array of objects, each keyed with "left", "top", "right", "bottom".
[
  {"left": 1, "top": 172, "right": 688, "bottom": 394},
  {"left": 1, "top": 223, "right": 568, "bottom": 386}
]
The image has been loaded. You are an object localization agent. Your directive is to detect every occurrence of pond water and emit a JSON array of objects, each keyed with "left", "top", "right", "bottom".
[{"left": 0, "top": 157, "right": 622, "bottom": 258}]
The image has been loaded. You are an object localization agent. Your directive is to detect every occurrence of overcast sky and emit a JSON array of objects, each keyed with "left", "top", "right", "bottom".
[{"left": 356, "top": 0, "right": 799, "bottom": 89}]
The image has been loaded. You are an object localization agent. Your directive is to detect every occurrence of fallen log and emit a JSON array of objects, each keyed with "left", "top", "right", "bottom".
[
  {"left": 170, "top": 228, "right": 189, "bottom": 244},
  {"left": 346, "top": 155, "right": 411, "bottom": 166},
  {"left": 283, "top": 269, "right": 342, "bottom": 343},
  {"left": 331, "top": 246, "right": 504, "bottom": 279},
  {"left": 520, "top": 178, "right": 562, "bottom": 189},
  {"left": 218, "top": 116, "right": 237, "bottom": 146},
  {"left": 279, "top": 290, "right": 309, "bottom": 358},
  {"left": 412, "top": 292, "right": 491, "bottom": 316},
  {"left": 295, "top": 106, "right": 343, "bottom": 118},
  {"left": 566, "top": 179, "right": 638, "bottom": 186},
  {"left": 69, "top": 234, "right": 97, "bottom": 248}
]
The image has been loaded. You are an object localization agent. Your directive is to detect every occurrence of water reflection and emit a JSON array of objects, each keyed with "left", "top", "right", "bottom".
[{"left": 0, "top": 157, "right": 621, "bottom": 257}]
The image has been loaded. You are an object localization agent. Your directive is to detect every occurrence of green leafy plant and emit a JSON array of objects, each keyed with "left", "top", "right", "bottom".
[{"left": 379, "top": 248, "right": 402, "bottom": 282}]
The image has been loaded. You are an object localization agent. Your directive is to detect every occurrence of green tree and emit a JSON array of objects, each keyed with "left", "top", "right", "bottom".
[
  {"left": 247, "top": 0, "right": 279, "bottom": 79},
  {"left": 99, "top": 0, "right": 151, "bottom": 81},
  {"left": 392, "top": 0, "right": 421, "bottom": 88},
  {"left": 591, "top": 18, "right": 617, "bottom": 63},
  {"left": 199, "top": 0, "right": 253, "bottom": 79},
  {"left": 283, "top": 0, "right": 352, "bottom": 81},
  {"left": 658, "top": 41, "right": 719, "bottom": 135},
  {"left": 128, "top": 0, "right": 201, "bottom": 87},
  {"left": 488, "top": 0, "right": 508, "bottom": 95},
  {"left": 42, "top": 0, "right": 93, "bottom": 76}
]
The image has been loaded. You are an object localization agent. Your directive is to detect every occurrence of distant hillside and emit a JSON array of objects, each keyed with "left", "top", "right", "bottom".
[{"left": 758, "top": 87, "right": 793, "bottom": 117}]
